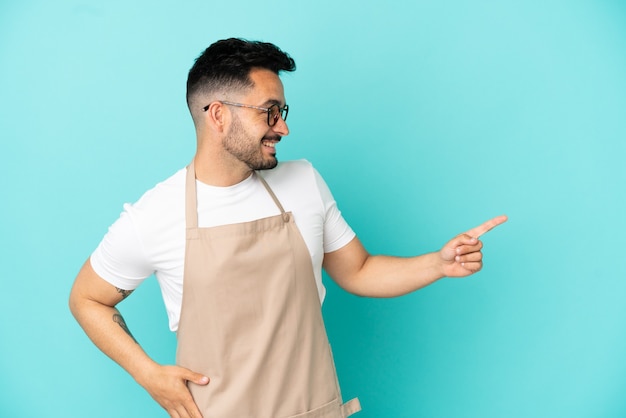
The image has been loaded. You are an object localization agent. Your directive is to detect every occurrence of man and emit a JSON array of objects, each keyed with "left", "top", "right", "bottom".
[{"left": 69, "top": 38, "right": 507, "bottom": 418}]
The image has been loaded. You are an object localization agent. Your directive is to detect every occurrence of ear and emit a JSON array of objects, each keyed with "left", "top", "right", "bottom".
[{"left": 204, "top": 101, "right": 228, "bottom": 133}]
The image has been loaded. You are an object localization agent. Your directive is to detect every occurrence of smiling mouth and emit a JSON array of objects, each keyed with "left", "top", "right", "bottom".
[{"left": 261, "top": 137, "right": 281, "bottom": 152}]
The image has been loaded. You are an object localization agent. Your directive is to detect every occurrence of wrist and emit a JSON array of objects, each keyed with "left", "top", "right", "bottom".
[
  {"left": 130, "top": 357, "right": 161, "bottom": 389},
  {"left": 431, "top": 251, "right": 448, "bottom": 279}
]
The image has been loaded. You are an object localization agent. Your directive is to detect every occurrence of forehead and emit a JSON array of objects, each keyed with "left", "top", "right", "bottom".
[{"left": 242, "top": 68, "right": 286, "bottom": 105}]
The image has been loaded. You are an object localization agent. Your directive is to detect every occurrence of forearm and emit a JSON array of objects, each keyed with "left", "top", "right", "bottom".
[
  {"left": 69, "top": 260, "right": 209, "bottom": 417},
  {"left": 335, "top": 251, "right": 445, "bottom": 298},
  {"left": 70, "top": 295, "right": 210, "bottom": 418},
  {"left": 323, "top": 238, "right": 447, "bottom": 298},
  {"left": 69, "top": 297, "right": 158, "bottom": 385},
  {"left": 324, "top": 217, "right": 508, "bottom": 298}
]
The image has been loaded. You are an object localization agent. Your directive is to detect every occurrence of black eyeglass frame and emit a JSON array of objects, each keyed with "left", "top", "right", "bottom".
[{"left": 202, "top": 100, "right": 289, "bottom": 127}]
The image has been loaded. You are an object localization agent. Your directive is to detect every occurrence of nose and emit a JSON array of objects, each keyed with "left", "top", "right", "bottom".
[{"left": 272, "top": 116, "right": 289, "bottom": 136}]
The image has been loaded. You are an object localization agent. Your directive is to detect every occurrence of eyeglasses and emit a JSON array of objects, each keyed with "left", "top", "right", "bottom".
[{"left": 203, "top": 101, "right": 289, "bottom": 127}]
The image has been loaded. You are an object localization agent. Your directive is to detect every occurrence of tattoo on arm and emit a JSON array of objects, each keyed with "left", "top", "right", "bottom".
[
  {"left": 113, "top": 310, "right": 138, "bottom": 344},
  {"left": 115, "top": 287, "right": 134, "bottom": 300}
]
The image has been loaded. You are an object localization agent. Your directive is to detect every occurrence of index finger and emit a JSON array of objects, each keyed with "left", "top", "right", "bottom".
[{"left": 465, "top": 215, "right": 508, "bottom": 238}]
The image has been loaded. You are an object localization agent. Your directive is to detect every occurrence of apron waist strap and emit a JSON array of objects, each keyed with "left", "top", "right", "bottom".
[{"left": 341, "top": 398, "right": 362, "bottom": 417}]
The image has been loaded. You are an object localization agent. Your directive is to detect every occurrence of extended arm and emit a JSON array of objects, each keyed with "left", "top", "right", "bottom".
[
  {"left": 323, "top": 215, "right": 507, "bottom": 297},
  {"left": 69, "top": 259, "right": 209, "bottom": 418}
]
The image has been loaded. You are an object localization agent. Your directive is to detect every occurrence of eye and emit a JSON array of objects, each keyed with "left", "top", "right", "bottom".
[{"left": 268, "top": 105, "right": 281, "bottom": 125}]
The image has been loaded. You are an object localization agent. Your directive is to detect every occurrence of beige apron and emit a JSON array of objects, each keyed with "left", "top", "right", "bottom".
[{"left": 176, "top": 161, "right": 361, "bottom": 417}]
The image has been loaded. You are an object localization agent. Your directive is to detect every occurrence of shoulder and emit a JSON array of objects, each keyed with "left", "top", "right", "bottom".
[
  {"left": 259, "top": 159, "right": 318, "bottom": 188},
  {"left": 267, "top": 159, "right": 314, "bottom": 174},
  {"left": 135, "top": 168, "right": 186, "bottom": 205},
  {"left": 257, "top": 160, "right": 333, "bottom": 215},
  {"left": 259, "top": 159, "right": 330, "bottom": 202},
  {"left": 123, "top": 167, "right": 187, "bottom": 230},
  {"left": 133, "top": 168, "right": 185, "bottom": 207}
]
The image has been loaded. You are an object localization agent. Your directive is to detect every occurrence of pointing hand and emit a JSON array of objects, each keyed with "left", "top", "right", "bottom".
[{"left": 439, "top": 215, "right": 508, "bottom": 277}]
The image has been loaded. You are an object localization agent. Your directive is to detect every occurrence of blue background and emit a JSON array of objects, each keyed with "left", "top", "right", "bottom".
[{"left": 1, "top": 1, "right": 625, "bottom": 417}]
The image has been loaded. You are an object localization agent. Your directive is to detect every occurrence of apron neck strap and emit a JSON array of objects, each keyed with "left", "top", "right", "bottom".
[
  {"left": 255, "top": 172, "right": 288, "bottom": 218},
  {"left": 185, "top": 160, "right": 199, "bottom": 235},
  {"left": 185, "top": 161, "right": 290, "bottom": 233}
]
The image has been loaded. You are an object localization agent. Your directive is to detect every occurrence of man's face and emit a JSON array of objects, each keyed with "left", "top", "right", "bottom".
[{"left": 222, "top": 68, "right": 289, "bottom": 171}]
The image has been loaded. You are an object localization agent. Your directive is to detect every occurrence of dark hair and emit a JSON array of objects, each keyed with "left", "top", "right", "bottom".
[{"left": 186, "top": 38, "right": 296, "bottom": 111}]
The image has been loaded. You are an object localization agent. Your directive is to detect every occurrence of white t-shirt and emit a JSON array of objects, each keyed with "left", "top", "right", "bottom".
[{"left": 90, "top": 160, "right": 355, "bottom": 331}]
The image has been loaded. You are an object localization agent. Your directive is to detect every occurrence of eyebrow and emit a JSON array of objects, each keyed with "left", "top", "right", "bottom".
[{"left": 263, "top": 99, "right": 286, "bottom": 107}]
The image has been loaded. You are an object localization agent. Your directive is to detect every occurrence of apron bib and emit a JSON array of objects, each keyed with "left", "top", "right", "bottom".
[{"left": 176, "top": 161, "right": 361, "bottom": 417}]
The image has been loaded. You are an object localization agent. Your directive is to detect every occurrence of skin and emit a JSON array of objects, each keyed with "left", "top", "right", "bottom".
[{"left": 69, "top": 67, "right": 507, "bottom": 418}]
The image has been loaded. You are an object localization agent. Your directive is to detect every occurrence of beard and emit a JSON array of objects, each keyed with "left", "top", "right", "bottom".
[{"left": 223, "top": 113, "right": 280, "bottom": 171}]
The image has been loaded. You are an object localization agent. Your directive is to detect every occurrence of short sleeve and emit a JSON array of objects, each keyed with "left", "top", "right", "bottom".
[
  {"left": 90, "top": 203, "right": 154, "bottom": 291},
  {"left": 312, "top": 169, "right": 356, "bottom": 253}
]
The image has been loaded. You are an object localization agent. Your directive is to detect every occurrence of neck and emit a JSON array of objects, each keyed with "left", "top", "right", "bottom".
[{"left": 192, "top": 152, "right": 253, "bottom": 187}]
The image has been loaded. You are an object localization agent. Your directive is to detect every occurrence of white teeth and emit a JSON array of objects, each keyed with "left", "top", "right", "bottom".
[{"left": 263, "top": 142, "right": 276, "bottom": 147}]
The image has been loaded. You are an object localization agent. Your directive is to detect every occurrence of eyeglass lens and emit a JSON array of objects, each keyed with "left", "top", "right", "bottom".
[{"left": 268, "top": 105, "right": 288, "bottom": 126}]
